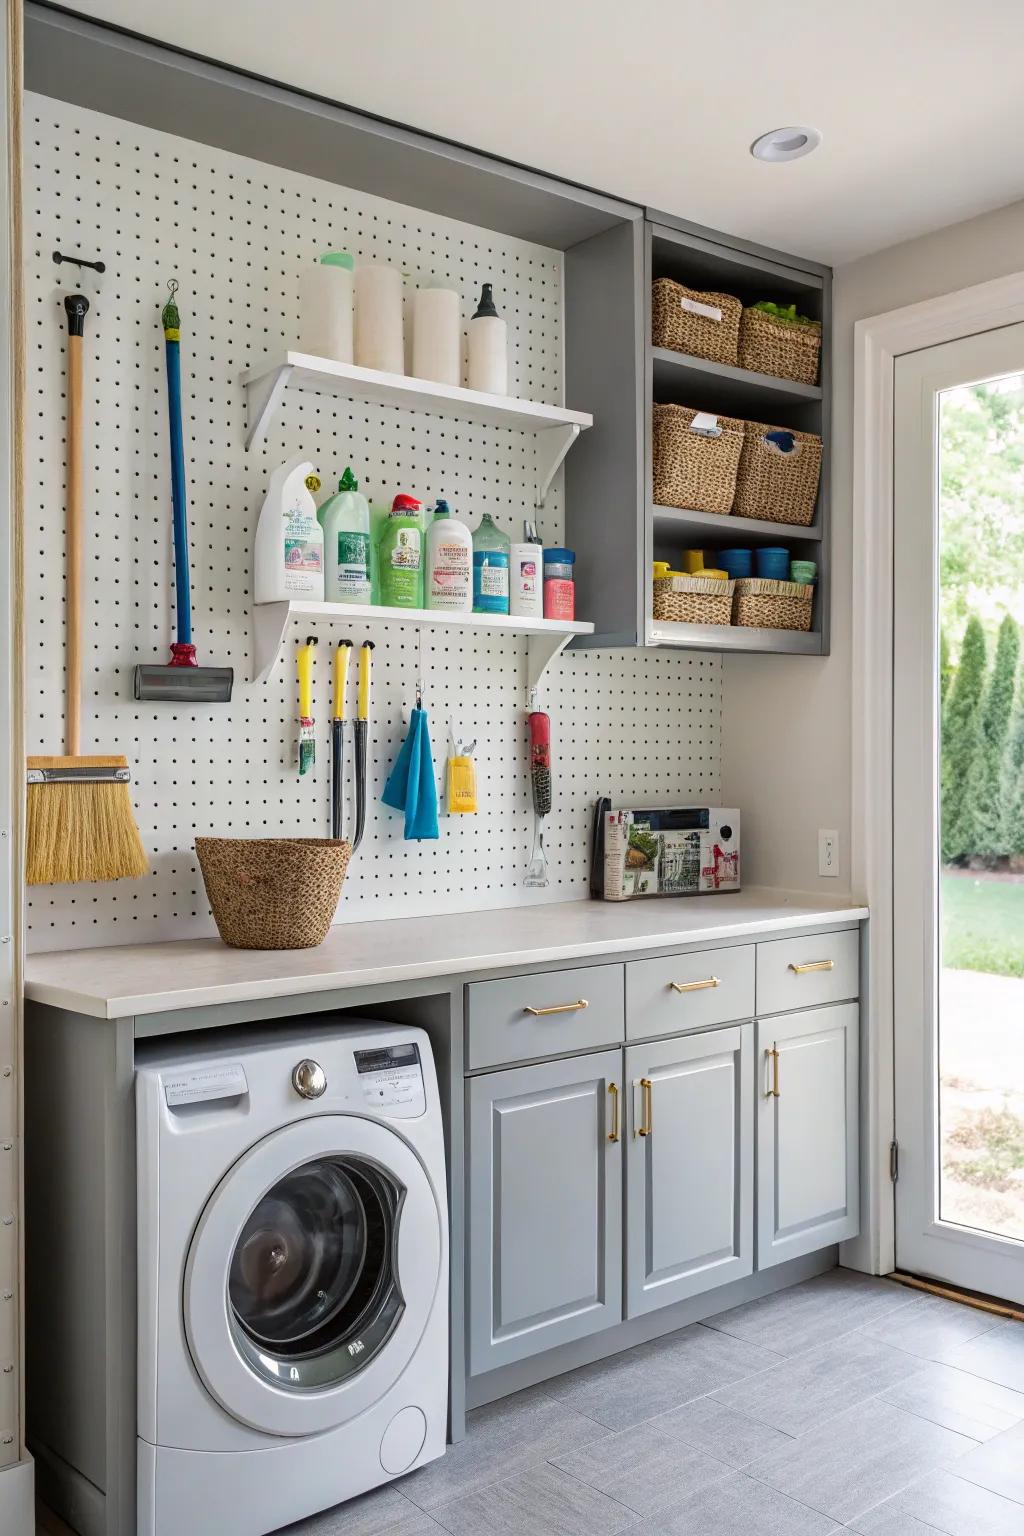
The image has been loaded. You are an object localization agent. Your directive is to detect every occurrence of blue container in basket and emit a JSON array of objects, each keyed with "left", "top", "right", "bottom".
[
  {"left": 755, "top": 546, "right": 791, "bottom": 580},
  {"left": 718, "top": 548, "right": 753, "bottom": 579}
]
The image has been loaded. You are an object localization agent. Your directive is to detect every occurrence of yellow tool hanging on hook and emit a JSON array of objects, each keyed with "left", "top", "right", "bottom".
[{"left": 297, "top": 636, "right": 318, "bottom": 775}]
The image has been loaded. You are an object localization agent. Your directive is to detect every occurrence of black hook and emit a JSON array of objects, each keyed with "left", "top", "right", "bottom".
[{"left": 53, "top": 250, "right": 106, "bottom": 274}]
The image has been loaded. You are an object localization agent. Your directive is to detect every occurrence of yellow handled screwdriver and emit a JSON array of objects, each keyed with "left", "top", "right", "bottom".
[
  {"left": 332, "top": 641, "right": 352, "bottom": 839},
  {"left": 297, "top": 637, "right": 318, "bottom": 776}
]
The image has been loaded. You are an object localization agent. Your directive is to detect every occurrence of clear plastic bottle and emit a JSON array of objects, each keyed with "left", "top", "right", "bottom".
[{"left": 472, "top": 512, "right": 511, "bottom": 614}]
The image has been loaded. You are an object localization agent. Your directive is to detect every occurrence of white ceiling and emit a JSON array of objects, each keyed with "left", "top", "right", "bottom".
[{"left": 65, "top": 0, "right": 1024, "bottom": 265}]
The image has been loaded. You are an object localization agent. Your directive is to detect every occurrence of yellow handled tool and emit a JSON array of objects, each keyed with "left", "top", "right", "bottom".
[
  {"left": 353, "top": 640, "right": 374, "bottom": 850},
  {"left": 331, "top": 641, "right": 352, "bottom": 838},
  {"left": 297, "top": 636, "right": 317, "bottom": 776}
]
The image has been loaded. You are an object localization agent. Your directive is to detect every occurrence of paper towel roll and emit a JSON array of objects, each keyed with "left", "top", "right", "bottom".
[
  {"left": 354, "top": 264, "right": 405, "bottom": 375},
  {"left": 298, "top": 262, "right": 353, "bottom": 363},
  {"left": 412, "top": 286, "right": 460, "bottom": 387}
]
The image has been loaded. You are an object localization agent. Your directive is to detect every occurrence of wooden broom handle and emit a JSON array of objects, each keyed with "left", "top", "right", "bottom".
[{"left": 64, "top": 294, "right": 88, "bottom": 756}]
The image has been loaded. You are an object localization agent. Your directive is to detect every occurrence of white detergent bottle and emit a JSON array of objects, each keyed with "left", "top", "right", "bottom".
[
  {"left": 425, "top": 499, "right": 472, "bottom": 611},
  {"left": 254, "top": 454, "right": 325, "bottom": 603},
  {"left": 320, "top": 467, "right": 371, "bottom": 604},
  {"left": 467, "top": 282, "right": 508, "bottom": 395}
]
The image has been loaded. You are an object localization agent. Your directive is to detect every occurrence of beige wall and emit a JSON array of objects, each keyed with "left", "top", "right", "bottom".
[{"left": 723, "top": 196, "right": 1024, "bottom": 896}]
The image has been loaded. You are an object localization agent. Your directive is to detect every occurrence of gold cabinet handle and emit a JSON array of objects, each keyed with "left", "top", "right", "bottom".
[
  {"left": 669, "top": 976, "right": 720, "bottom": 993},
  {"left": 638, "top": 1077, "right": 654, "bottom": 1137},
  {"left": 607, "top": 1082, "right": 620, "bottom": 1144},
  {"left": 523, "top": 999, "right": 589, "bottom": 1016},
  {"left": 788, "top": 959, "right": 834, "bottom": 974},
  {"left": 764, "top": 1046, "right": 780, "bottom": 1098}
]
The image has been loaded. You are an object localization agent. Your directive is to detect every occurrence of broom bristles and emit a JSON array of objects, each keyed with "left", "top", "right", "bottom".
[{"left": 27, "top": 755, "right": 149, "bottom": 885}]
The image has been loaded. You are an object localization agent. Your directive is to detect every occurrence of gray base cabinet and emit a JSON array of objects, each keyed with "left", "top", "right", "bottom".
[
  {"left": 467, "top": 1050, "right": 622, "bottom": 1374},
  {"left": 757, "top": 1004, "right": 859, "bottom": 1268},
  {"left": 625, "top": 1024, "right": 753, "bottom": 1316}
]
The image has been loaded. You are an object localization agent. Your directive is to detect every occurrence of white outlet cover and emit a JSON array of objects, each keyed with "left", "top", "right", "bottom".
[{"left": 818, "top": 829, "right": 839, "bottom": 878}]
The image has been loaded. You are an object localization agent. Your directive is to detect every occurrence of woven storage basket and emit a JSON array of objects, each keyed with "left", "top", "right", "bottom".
[
  {"left": 652, "top": 278, "right": 742, "bottom": 366},
  {"left": 734, "top": 421, "right": 822, "bottom": 526},
  {"left": 732, "top": 577, "right": 814, "bottom": 632},
  {"left": 653, "top": 574, "right": 734, "bottom": 626},
  {"left": 739, "top": 307, "right": 821, "bottom": 384},
  {"left": 195, "top": 837, "right": 352, "bottom": 949},
  {"left": 652, "top": 404, "right": 744, "bottom": 514}
]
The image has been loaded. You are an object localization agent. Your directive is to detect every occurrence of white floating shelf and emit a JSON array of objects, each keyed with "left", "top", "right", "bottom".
[
  {"left": 240, "top": 351, "right": 593, "bottom": 506},
  {"left": 252, "top": 600, "right": 595, "bottom": 696}
]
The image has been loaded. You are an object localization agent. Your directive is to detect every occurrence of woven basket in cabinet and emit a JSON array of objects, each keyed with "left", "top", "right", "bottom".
[
  {"left": 195, "top": 836, "right": 352, "bottom": 949},
  {"left": 734, "top": 422, "right": 822, "bottom": 526},
  {"left": 652, "top": 574, "right": 735, "bottom": 626},
  {"left": 652, "top": 278, "right": 742, "bottom": 366},
  {"left": 652, "top": 404, "right": 744, "bottom": 515},
  {"left": 739, "top": 307, "right": 821, "bottom": 385},
  {"left": 732, "top": 578, "right": 814, "bottom": 632}
]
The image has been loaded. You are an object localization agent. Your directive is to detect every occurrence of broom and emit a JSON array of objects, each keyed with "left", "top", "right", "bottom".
[{"left": 26, "top": 294, "right": 148, "bottom": 885}]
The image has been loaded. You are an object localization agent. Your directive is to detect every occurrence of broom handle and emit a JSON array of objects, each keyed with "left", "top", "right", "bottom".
[{"left": 64, "top": 295, "right": 88, "bottom": 757}]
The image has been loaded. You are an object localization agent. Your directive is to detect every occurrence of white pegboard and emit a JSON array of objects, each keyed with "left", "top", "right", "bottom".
[{"left": 24, "top": 95, "right": 722, "bottom": 953}]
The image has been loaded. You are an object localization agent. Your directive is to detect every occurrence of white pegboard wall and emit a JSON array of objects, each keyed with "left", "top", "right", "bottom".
[{"left": 24, "top": 95, "right": 722, "bottom": 952}]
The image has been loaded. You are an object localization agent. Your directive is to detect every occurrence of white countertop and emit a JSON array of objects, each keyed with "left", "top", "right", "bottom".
[{"left": 23, "top": 888, "right": 867, "bottom": 1020}]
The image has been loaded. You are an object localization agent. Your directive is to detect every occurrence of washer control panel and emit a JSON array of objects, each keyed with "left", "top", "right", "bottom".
[{"left": 354, "top": 1042, "right": 425, "bottom": 1118}]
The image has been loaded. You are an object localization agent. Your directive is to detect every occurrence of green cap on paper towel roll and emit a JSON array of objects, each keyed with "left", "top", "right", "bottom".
[{"left": 319, "top": 251, "right": 355, "bottom": 270}]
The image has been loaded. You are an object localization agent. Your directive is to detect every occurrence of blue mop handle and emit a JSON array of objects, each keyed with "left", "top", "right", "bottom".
[{"left": 162, "top": 283, "right": 191, "bottom": 647}]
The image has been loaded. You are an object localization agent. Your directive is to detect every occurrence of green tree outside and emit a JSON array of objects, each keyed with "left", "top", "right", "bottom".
[
  {"left": 960, "top": 616, "right": 1020, "bottom": 858},
  {"left": 942, "top": 615, "right": 987, "bottom": 862}
]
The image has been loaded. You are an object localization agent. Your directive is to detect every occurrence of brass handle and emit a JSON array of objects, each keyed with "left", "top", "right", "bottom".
[
  {"left": 669, "top": 976, "right": 720, "bottom": 993},
  {"left": 523, "top": 998, "right": 589, "bottom": 1017},
  {"left": 764, "top": 1047, "right": 780, "bottom": 1098},
  {"left": 607, "top": 1082, "right": 620, "bottom": 1143},
  {"left": 788, "top": 959, "right": 834, "bottom": 974},
  {"left": 638, "top": 1078, "right": 654, "bottom": 1137}
]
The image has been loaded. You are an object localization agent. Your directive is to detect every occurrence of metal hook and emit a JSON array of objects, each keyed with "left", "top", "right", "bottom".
[
  {"left": 53, "top": 250, "right": 106, "bottom": 274},
  {"left": 167, "top": 278, "right": 179, "bottom": 297}
]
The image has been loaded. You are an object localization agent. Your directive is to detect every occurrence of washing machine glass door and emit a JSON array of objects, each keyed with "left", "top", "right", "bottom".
[{"left": 185, "top": 1115, "right": 442, "bottom": 1438}]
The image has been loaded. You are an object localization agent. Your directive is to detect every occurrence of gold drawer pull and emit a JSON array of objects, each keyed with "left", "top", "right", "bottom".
[
  {"left": 788, "top": 959, "right": 834, "bottom": 975},
  {"left": 523, "top": 998, "right": 589, "bottom": 1017},
  {"left": 607, "top": 1082, "right": 620, "bottom": 1144},
  {"left": 764, "top": 1046, "right": 780, "bottom": 1098},
  {"left": 669, "top": 976, "right": 720, "bottom": 993},
  {"left": 638, "top": 1078, "right": 654, "bottom": 1137}
]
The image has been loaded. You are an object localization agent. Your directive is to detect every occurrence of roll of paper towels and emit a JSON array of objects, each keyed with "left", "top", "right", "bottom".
[
  {"left": 413, "top": 286, "right": 460, "bottom": 387},
  {"left": 354, "top": 264, "right": 405, "bottom": 375},
  {"left": 298, "top": 254, "right": 353, "bottom": 363}
]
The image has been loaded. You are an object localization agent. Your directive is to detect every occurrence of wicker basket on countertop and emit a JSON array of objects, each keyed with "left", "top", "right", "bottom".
[
  {"left": 652, "top": 403, "right": 744, "bottom": 515},
  {"left": 195, "top": 836, "right": 352, "bottom": 949},
  {"left": 739, "top": 306, "right": 821, "bottom": 384},
  {"left": 732, "top": 577, "right": 814, "bottom": 632},
  {"left": 652, "top": 278, "right": 742, "bottom": 366},
  {"left": 734, "top": 421, "right": 822, "bottom": 526},
  {"left": 653, "top": 573, "right": 735, "bottom": 626}
]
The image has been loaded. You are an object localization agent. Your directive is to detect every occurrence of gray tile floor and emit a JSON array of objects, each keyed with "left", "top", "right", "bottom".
[{"left": 278, "top": 1270, "right": 1024, "bottom": 1536}]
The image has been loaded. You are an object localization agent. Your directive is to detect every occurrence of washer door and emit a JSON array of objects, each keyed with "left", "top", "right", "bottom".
[{"left": 184, "top": 1115, "right": 442, "bottom": 1437}]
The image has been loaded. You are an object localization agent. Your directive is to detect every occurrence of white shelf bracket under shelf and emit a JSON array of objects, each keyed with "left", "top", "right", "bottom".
[
  {"left": 245, "top": 363, "right": 294, "bottom": 451},
  {"left": 252, "top": 601, "right": 293, "bottom": 683},
  {"left": 535, "top": 423, "right": 580, "bottom": 508},
  {"left": 525, "top": 630, "right": 573, "bottom": 709}
]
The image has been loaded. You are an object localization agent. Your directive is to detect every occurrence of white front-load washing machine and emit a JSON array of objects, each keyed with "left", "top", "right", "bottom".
[{"left": 135, "top": 1019, "right": 449, "bottom": 1536}]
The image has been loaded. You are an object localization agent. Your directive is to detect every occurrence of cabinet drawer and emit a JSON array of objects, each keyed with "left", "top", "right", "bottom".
[
  {"left": 467, "top": 964, "right": 625, "bottom": 1070},
  {"left": 756, "top": 929, "right": 859, "bottom": 1015},
  {"left": 626, "top": 946, "right": 754, "bottom": 1041}
]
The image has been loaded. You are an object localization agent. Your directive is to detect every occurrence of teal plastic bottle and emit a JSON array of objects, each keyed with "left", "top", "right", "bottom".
[{"left": 473, "top": 512, "right": 511, "bottom": 614}]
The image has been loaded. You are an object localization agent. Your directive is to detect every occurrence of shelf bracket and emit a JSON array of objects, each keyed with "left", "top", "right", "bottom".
[
  {"left": 535, "top": 424, "right": 580, "bottom": 508},
  {"left": 245, "top": 363, "right": 294, "bottom": 451},
  {"left": 525, "top": 630, "right": 574, "bottom": 709},
  {"left": 252, "top": 601, "right": 292, "bottom": 683}
]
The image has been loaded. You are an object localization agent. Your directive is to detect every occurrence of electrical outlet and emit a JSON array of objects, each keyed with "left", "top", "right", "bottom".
[{"left": 818, "top": 829, "right": 839, "bottom": 878}]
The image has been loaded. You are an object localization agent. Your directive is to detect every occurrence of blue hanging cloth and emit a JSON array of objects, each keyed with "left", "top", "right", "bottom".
[{"left": 381, "top": 704, "right": 440, "bottom": 840}]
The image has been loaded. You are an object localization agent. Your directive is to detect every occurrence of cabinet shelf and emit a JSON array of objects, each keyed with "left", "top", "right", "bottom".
[
  {"left": 646, "top": 621, "right": 822, "bottom": 655},
  {"left": 652, "top": 504, "right": 823, "bottom": 546},
  {"left": 651, "top": 347, "right": 822, "bottom": 416},
  {"left": 252, "top": 600, "right": 595, "bottom": 695},
  {"left": 240, "top": 351, "right": 593, "bottom": 507}
]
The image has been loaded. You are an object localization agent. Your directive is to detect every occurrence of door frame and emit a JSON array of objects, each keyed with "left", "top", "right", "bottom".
[{"left": 851, "top": 268, "right": 1024, "bottom": 1278}]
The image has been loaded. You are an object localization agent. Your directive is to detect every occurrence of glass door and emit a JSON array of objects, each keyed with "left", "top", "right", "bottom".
[{"left": 893, "top": 324, "right": 1024, "bottom": 1303}]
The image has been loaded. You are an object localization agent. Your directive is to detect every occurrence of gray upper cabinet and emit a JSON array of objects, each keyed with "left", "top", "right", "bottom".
[
  {"left": 757, "top": 1004, "right": 859, "bottom": 1268},
  {"left": 467, "top": 1050, "right": 623, "bottom": 1375},
  {"left": 625, "top": 1024, "right": 753, "bottom": 1316}
]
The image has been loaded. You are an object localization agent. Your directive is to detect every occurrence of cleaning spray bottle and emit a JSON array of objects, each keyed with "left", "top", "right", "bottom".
[
  {"left": 254, "top": 455, "right": 324, "bottom": 602},
  {"left": 377, "top": 494, "right": 424, "bottom": 608},
  {"left": 319, "top": 467, "right": 371, "bottom": 604}
]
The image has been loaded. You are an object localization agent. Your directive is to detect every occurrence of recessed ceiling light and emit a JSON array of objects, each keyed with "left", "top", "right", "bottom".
[{"left": 750, "top": 126, "right": 822, "bottom": 164}]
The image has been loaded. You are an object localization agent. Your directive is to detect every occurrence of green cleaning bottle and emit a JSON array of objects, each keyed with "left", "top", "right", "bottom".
[
  {"left": 377, "top": 494, "right": 424, "bottom": 608},
  {"left": 319, "top": 468, "right": 371, "bottom": 604}
]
